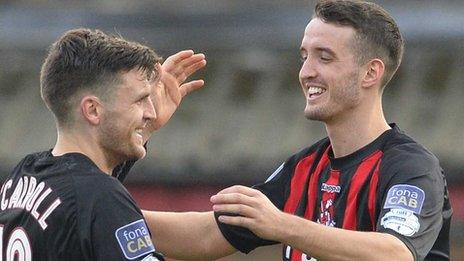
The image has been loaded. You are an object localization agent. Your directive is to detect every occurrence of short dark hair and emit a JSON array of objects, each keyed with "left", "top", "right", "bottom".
[
  {"left": 40, "top": 28, "right": 162, "bottom": 127},
  {"left": 314, "top": 0, "right": 404, "bottom": 88}
]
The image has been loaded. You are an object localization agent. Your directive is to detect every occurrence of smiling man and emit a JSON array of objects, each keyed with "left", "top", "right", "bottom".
[
  {"left": 144, "top": 1, "right": 451, "bottom": 260},
  {"left": 0, "top": 28, "right": 205, "bottom": 260}
]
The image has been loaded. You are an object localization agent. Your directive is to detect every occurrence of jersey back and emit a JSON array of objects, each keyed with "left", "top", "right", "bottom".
[{"left": 0, "top": 151, "right": 163, "bottom": 261}]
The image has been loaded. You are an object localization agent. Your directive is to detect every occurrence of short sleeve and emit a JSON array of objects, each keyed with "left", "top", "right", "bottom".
[
  {"left": 214, "top": 161, "right": 293, "bottom": 253},
  {"left": 376, "top": 153, "right": 446, "bottom": 261},
  {"left": 76, "top": 176, "right": 160, "bottom": 260}
]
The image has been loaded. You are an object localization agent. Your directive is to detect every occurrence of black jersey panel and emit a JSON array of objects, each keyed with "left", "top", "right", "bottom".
[
  {"left": 74, "top": 173, "right": 156, "bottom": 260},
  {"left": 376, "top": 142, "right": 449, "bottom": 261}
]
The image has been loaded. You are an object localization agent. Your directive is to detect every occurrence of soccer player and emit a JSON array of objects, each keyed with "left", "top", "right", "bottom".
[
  {"left": 143, "top": 1, "right": 451, "bottom": 260},
  {"left": 0, "top": 28, "right": 205, "bottom": 260}
]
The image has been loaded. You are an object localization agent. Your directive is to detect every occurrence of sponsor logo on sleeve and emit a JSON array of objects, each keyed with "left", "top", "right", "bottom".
[
  {"left": 381, "top": 184, "right": 425, "bottom": 236},
  {"left": 115, "top": 219, "right": 155, "bottom": 260},
  {"left": 383, "top": 184, "right": 425, "bottom": 214},
  {"left": 381, "top": 208, "right": 420, "bottom": 236}
]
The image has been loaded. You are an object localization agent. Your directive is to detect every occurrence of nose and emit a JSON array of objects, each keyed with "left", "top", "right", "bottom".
[
  {"left": 299, "top": 58, "right": 317, "bottom": 80},
  {"left": 144, "top": 97, "right": 156, "bottom": 120}
]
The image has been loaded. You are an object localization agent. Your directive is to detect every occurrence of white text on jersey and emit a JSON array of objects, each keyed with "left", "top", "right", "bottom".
[{"left": 0, "top": 176, "right": 61, "bottom": 230}]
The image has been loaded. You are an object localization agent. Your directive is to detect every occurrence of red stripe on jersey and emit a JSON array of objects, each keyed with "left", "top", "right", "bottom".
[
  {"left": 283, "top": 153, "right": 316, "bottom": 214},
  {"left": 368, "top": 158, "right": 382, "bottom": 230},
  {"left": 304, "top": 146, "right": 330, "bottom": 220},
  {"left": 342, "top": 150, "right": 383, "bottom": 230},
  {"left": 288, "top": 147, "right": 330, "bottom": 261}
]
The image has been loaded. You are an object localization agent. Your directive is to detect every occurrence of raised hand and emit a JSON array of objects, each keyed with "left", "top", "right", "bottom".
[{"left": 148, "top": 50, "right": 206, "bottom": 132}]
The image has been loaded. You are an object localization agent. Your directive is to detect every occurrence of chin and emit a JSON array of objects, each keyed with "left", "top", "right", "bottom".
[
  {"left": 134, "top": 146, "right": 147, "bottom": 159},
  {"left": 304, "top": 107, "right": 329, "bottom": 122},
  {"left": 137, "top": 151, "right": 147, "bottom": 159},
  {"left": 123, "top": 145, "right": 146, "bottom": 162}
]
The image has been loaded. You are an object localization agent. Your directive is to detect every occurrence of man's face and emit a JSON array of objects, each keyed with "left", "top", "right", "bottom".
[
  {"left": 98, "top": 68, "right": 156, "bottom": 163},
  {"left": 299, "top": 18, "right": 363, "bottom": 123}
]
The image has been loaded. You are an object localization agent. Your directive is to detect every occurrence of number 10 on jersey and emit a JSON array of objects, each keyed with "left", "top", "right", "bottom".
[{"left": 0, "top": 226, "right": 32, "bottom": 261}]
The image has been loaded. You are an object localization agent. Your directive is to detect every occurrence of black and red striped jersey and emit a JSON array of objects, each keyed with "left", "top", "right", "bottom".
[{"left": 215, "top": 124, "right": 451, "bottom": 261}]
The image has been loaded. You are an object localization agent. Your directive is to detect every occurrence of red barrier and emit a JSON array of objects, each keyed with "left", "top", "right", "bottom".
[
  {"left": 128, "top": 183, "right": 464, "bottom": 221},
  {"left": 127, "top": 184, "right": 219, "bottom": 212}
]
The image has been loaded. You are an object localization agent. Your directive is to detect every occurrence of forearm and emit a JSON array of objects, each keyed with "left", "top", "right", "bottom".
[
  {"left": 278, "top": 213, "right": 413, "bottom": 261},
  {"left": 142, "top": 210, "right": 236, "bottom": 260}
]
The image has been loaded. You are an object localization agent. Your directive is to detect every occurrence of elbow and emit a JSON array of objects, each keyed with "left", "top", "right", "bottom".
[{"left": 383, "top": 234, "right": 414, "bottom": 261}]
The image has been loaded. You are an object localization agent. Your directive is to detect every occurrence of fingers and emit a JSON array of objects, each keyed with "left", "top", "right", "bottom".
[
  {"left": 183, "top": 58, "right": 207, "bottom": 78},
  {"left": 164, "top": 50, "right": 195, "bottom": 65},
  {"left": 179, "top": 80, "right": 204, "bottom": 97},
  {"left": 217, "top": 215, "right": 253, "bottom": 227},
  {"left": 181, "top": 53, "right": 206, "bottom": 68},
  {"left": 163, "top": 51, "right": 206, "bottom": 82},
  {"left": 213, "top": 203, "right": 256, "bottom": 217},
  {"left": 216, "top": 185, "right": 261, "bottom": 197},
  {"left": 210, "top": 191, "right": 257, "bottom": 207},
  {"left": 169, "top": 54, "right": 206, "bottom": 81}
]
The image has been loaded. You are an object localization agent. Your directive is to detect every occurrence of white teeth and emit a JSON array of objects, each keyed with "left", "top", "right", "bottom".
[{"left": 308, "top": 87, "right": 325, "bottom": 95}]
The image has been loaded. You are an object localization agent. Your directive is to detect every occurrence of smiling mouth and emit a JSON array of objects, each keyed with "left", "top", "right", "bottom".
[
  {"left": 135, "top": 129, "right": 144, "bottom": 141},
  {"left": 307, "top": 86, "right": 326, "bottom": 99}
]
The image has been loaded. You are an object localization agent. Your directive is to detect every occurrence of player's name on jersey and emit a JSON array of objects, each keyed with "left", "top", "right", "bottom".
[{"left": 0, "top": 176, "right": 61, "bottom": 230}]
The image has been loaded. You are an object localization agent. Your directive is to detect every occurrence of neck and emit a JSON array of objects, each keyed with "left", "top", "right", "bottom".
[
  {"left": 324, "top": 98, "right": 390, "bottom": 158},
  {"left": 52, "top": 125, "right": 116, "bottom": 175}
]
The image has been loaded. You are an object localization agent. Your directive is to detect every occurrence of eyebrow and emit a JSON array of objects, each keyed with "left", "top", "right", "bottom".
[
  {"left": 300, "top": 46, "right": 337, "bottom": 58},
  {"left": 315, "top": 47, "right": 337, "bottom": 57}
]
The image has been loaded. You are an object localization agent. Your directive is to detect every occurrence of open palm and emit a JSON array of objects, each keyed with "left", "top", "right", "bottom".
[{"left": 148, "top": 50, "right": 206, "bottom": 132}]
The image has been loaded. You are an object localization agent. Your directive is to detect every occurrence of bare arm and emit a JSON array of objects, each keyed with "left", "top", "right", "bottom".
[
  {"left": 211, "top": 185, "right": 413, "bottom": 261},
  {"left": 274, "top": 213, "right": 411, "bottom": 260},
  {"left": 140, "top": 52, "right": 233, "bottom": 260},
  {"left": 142, "top": 210, "right": 237, "bottom": 260}
]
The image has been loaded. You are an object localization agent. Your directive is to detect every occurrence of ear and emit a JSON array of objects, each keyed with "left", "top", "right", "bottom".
[
  {"left": 361, "top": 58, "right": 385, "bottom": 89},
  {"left": 80, "top": 96, "right": 103, "bottom": 125}
]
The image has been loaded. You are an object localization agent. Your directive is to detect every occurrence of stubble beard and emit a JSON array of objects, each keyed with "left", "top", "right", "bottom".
[
  {"left": 304, "top": 70, "right": 361, "bottom": 122},
  {"left": 99, "top": 116, "right": 145, "bottom": 166}
]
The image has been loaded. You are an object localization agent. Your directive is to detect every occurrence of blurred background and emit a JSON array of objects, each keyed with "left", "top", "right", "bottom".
[{"left": 0, "top": 0, "right": 463, "bottom": 260}]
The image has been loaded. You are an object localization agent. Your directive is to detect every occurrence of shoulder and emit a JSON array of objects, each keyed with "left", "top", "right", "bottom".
[
  {"left": 378, "top": 129, "right": 444, "bottom": 199},
  {"left": 72, "top": 168, "right": 141, "bottom": 231},
  {"left": 381, "top": 130, "right": 441, "bottom": 177},
  {"left": 8, "top": 151, "right": 50, "bottom": 177},
  {"left": 72, "top": 171, "right": 131, "bottom": 205},
  {"left": 60, "top": 153, "right": 126, "bottom": 192},
  {"left": 57, "top": 156, "right": 135, "bottom": 214}
]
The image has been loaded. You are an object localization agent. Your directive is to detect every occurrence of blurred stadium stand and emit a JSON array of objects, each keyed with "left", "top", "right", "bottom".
[{"left": 0, "top": 0, "right": 463, "bottom": 259}]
